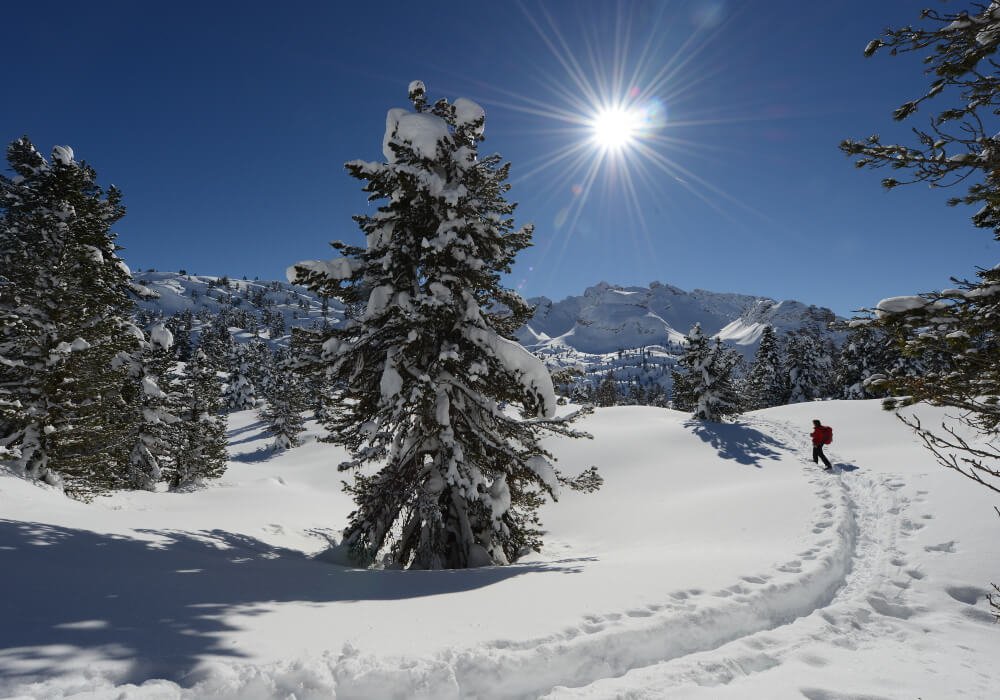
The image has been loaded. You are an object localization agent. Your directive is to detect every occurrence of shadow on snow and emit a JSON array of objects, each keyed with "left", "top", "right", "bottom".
[
  {"left": 686, "top": 420, "right": 785, "bottom": 468},
  {"left": 0, "top": 519, "right": 587, "bottom": 686}
]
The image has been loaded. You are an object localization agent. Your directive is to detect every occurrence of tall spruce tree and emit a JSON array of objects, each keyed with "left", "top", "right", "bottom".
[
  {"left": 259, "top": 349, "right": 307, "bottom": 451},
  {"left": 223, "top": 342, "right": 258, "bottom": 411},
  {"left": 842, "top": 1, "right": 1000, "bottom": 617},
  {"left": 744, "top": 325, "right": 787, "bottom": 409},
  {"left": 290, "top": 81, "right": 599, "bottom": 569},
  {"left": 0, "top": 138, "right": 138, "bottom": 496},
  {"left": 165, "top": 348, "right": 227, "bottom": 489},
  {"left": 119, "top": 323, "right": 179, "bottom": 490},
  {"left": 783, "top": 329, "right": 834, "bottom": 404}
]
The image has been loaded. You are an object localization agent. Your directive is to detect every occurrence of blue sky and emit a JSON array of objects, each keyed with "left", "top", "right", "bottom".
[{"left": 3, "top": 0, "right": 994, "bottom": 316}]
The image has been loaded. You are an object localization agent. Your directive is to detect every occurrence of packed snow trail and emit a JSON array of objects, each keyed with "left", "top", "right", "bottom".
[
  {"left": 308, "top": 416, "right": 888, "bottom": 699},
  {"left": 543, "top": 412, "right": 995, "bottom": 699}
]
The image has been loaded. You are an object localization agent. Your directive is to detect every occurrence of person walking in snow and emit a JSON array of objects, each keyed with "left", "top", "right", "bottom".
[{"left": 810, "top": 419, "right": 833, "bottom": 470}]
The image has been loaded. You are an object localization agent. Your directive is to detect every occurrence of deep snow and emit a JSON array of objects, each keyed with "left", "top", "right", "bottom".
[{"left": 0, "top": 400, "right": 997, "bottom": 699}]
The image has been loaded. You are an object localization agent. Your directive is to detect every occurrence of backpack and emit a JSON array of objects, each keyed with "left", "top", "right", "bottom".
[{"left": 822, "top": 426, "right": 833, "bottom": 445}]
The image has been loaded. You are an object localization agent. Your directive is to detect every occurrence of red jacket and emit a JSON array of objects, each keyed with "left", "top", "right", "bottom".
[{"left": 811, "top": 425, "right": 831, "bottom": 446}]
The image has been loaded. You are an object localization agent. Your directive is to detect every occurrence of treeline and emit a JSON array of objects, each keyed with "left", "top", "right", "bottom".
[
  {"left": 570, "top": 319, "right": 937, "bottom": 418},
  {"left": 0, "top": 138, "right": 314, "bottom": 498}
]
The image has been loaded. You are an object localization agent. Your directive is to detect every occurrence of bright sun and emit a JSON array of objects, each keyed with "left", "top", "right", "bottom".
[{"left": 590, "top": 106, "right": 641, "bottom": 150}]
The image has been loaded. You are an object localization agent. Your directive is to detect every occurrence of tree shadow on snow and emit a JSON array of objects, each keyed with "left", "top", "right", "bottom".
[
  {"left": 225, "top": 419, "right": 268, "bottom": 438},
  {"left": 229, "top": 446, "right": 277, "bottom": 463},
  {"left": 687, "top": 420, "right": 785, "bottom": 467},
  {"left": 0, "top": 519, "right": 586, "bottom": 687}
]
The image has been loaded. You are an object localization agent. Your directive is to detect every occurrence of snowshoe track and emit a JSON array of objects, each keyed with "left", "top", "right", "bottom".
[
  {"left": 328, "top": 417, "right": 915, "bottom": 699},
  {"left": 538, "top": 417, "right": 918, "bottom": 698}
]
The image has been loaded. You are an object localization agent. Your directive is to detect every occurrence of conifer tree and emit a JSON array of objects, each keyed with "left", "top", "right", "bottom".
[
  {"left": 198, "top": 313, "right": 233, "bottom": 371},
  {"left": 223, "top": 343, "right": 258, "bottom": 411},
  {"left": 0, "top": 138, "right": 138, "bottom": 496},
  {"left": 843, "top": 2, "right": 1000, "bottom": 617},
  {"left": 671, "top": 324, "right": 708, "bottom": 413},
  {"left": 595, "top": 371, "right": 620, "bottom": 407},
  {"left": 166, "top": 310, "right": 194, "bottom": 360},
  {"left": 119, "top": 323, "right": 179, "bottom": 490},
  {"left": 290, "top": 81, "right": 599, "bottom": 569},
  {"left": 783, "top": 329, "right": 834, "bottom": 404},
  {"left": 259, "top": 349, "right": 307, "bottom": 450},
  {"left": 671, "top": 325, "right": 741, "bottom": 421},
  {"left": 165, "top": 348, "right": 227, "bottom": 489},
  {"left": 834, "top": 322, "right": 905, "bottom": 400},
  {"left": 744, "top": 325, "right": 787, "bottom": 409}
]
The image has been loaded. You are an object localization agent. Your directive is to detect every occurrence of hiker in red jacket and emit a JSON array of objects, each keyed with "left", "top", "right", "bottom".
[{"left": 811, "top": 419, "right": 833, "bottom": 470}]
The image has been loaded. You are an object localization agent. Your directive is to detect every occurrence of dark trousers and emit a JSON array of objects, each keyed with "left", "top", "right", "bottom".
[{"left": 813, "top": 444, "right": 832, "bottom": 468}]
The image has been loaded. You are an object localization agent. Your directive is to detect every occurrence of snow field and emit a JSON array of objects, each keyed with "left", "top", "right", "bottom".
[{"left": 0, "top": 401, "right": 997, "bottom": 698}]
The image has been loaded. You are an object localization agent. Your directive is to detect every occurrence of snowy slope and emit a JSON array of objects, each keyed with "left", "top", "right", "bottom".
[
  {"left": 131, "top": 270, "right": 344, "bottom": 343},
  {"left": 1, "top": 400, "right": 997, "bottom": 699}
]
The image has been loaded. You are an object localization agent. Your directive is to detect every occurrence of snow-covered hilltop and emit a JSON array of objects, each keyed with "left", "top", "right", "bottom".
[
  {"left": 131, "top": 270, "right": 344, "bottom": 343},
  {"left": 518, "top": 280, "right": 839, "bottom": 356}
]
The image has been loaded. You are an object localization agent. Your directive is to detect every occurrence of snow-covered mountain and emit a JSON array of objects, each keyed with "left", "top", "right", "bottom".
[
  {"left": 518, "top": 280, "right": 839, "bottom": 356},
  {"left": 129, "top": 272, "right": 841, "bottom": 393},
  {"left": 132, "top": 272, "right": 838, "bottom": 351}
]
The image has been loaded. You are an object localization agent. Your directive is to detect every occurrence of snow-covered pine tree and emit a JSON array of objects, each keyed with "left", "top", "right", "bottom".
[
  {"left": 594, "top": 371, "right": 620, "bottom": 407},
  {"left": 783, "top": 329, "right": 834, "bottom": 404},
  {"left": 834, "top": 321, "right": 902, "bottom": 399},
  {"left": 259, "top": 348, "right": 307, "bottom": 450},
  {"left": 744, "top": 325, "right": 788, "bottom": 409},
  {"left": 289, "top": 326, "right": 338, "bottom": 421},
  {"left": 670, "top": 324, "right": 707, "bottom": 413},
  {"left": 119, "top": 323, "right": 179, "bottom": 490},
  {"left": 289, "top": 81, "right": 599, "bottom": 569},
  {"left": 242, "top": 337, "right": 271, "bottom": 392},
  {"left": 671, "top": 324, "right": 741, "bottom": 421},
  {"left": 268, "top": 312, "right": 286, "bottom": 340},
  {"left": 165, "top": 348, "right": 227, "bottom": 489},
  {"left": 843, "top": 2, "right": 1000, "bottom": 617},
  {"left": 222, "top": 343, "right": 258, "bottom": 411},
  {"left": 0, "top": 138, "right": 138, "bottom": 496},
  {"left": 198, "top": 312, "right": 233, "bottom": 371},
  {"left": 166, "top": 310, "right": 194, "bottom": 360}
]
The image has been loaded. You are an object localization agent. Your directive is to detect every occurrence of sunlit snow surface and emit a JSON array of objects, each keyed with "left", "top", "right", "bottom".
[{"left": 1, "top": 401, "right": 997, "bottom": 698}]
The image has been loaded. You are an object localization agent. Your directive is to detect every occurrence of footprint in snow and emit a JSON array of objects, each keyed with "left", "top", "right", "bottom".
[
  {"left": 867, "top": 595, "right": 915, "bottom": 620},
  {"left": 945, "top": 585, "right": 987, "bottom": 605},
  {"left": 924, "top": 540, "right": 957, "bottom": 553}
]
